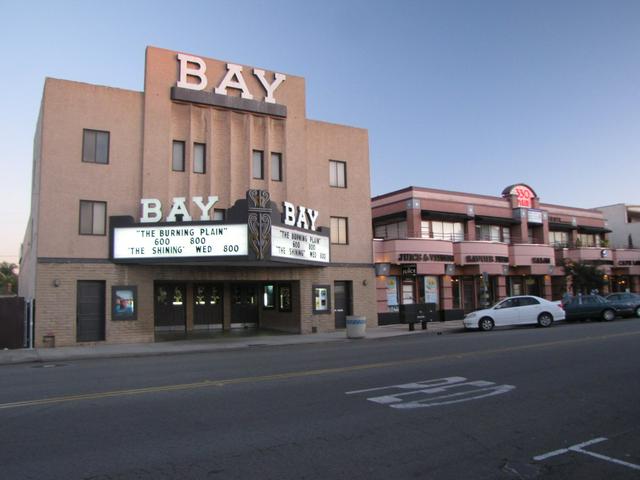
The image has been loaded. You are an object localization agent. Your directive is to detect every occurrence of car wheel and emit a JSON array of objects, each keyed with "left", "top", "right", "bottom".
[
  {"left": 602, "top": 309, "right": 615, "bottom": 322},
  {"left": 538, "top": 312, "right": 553, "bottom": 327},
  {"left": 478, "top": 317, "right": 494, "bottom": 332},
  {"left": 635, "top": 306, "right": 640, "bottom": 318}
]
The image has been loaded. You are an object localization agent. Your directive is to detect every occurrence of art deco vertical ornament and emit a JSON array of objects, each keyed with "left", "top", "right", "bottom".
[{"left": 247, "top": 189, "right": 272, "bottom": 259}]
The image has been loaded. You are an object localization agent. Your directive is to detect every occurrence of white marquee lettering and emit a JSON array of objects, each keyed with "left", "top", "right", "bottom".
[
  {"left": 253, "top": 69, "right": 286, "bottom": 104},
  {"left": 283, "top": 201, "right": 296, "bottom": 227},
  {"left": 140, "top": 198, "right": 162, "bottom": 223},
  {"left": 307, "top": 208, "right": 319, "bottom": 231},
  {"left": 166, "top": 197, "right": 193, "bottom": 222},
  {"left": 176, "top": 53, "right": 208, "bottom": 91},
  {"left": 192, "top": 196, "right": 219, "bottom": 221},
  {"left": 214, "top": 63, "right": 254, "bottom": 100},
  {"left": 296, "top": 206, "right": 309, "bottom": 230}
]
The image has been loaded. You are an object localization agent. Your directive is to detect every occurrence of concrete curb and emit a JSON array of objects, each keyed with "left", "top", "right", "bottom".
[{"left": 0, "top": 321, "right": 465, "bottom": 366}]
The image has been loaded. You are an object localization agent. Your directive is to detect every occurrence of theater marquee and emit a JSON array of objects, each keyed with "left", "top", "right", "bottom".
[{"left": 110, "top": 190, "right": 330, "bottom": 266}]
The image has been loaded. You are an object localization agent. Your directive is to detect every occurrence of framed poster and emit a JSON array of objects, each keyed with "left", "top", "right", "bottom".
[{"left": 111, "top": 286, "right": 138, "bottom": 321}]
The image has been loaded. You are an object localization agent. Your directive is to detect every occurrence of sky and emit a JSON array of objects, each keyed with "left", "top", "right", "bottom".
[{"left": 1, "top": 0, "right": 639, "bottom": 264}]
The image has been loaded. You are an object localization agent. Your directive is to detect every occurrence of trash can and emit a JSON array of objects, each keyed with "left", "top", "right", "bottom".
[{"left": 346, "top": 316, "right": 367, "bottom": 339}]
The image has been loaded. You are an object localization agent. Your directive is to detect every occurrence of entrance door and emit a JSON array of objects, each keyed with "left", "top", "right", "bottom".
[
  {"left": 462, "top": 277, "right": 476, "bottom": 313},
  {"left": 155, "top": 283, "right": 186, "bottom": 332},
  {"left": 334, "top": 281, "right": 352, "bottom": 329},
  {"left": 193, "top": 283, "right": 223, "bottom": 330},
  {"left": 231, "top": 284, "right": 258, "bottom": 328},
  {"left": 77, "top": 281, "right": 105, "bottom": 342}
]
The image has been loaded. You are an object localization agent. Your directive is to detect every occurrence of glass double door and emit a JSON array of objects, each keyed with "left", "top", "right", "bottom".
[{"left": 231, "top": 284, "right": 259, "bottom": 328}]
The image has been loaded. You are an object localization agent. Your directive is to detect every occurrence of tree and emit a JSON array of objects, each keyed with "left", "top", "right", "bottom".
[
  {"left": 563, "top": 260, "right": 607, "bottom": 295},
  {"left": 0, "top": 262, "right": 18, "bottom": 294}
]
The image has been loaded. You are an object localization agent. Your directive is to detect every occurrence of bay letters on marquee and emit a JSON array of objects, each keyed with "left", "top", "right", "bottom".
[{"left": 176, "top": 53, "right": 286, "bottom": 104}]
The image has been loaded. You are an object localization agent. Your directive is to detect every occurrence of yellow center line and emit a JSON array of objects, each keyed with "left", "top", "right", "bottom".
[{"left": 1, "top": 330, "right": 638, "bottom": 410}]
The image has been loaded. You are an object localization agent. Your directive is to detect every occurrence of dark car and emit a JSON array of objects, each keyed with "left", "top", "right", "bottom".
[
  {"left": 605, "top": 292, "right": 640, "bottom": 318},
  {"left": 563, "top": 294, "right": 621, "bottom": 322}
]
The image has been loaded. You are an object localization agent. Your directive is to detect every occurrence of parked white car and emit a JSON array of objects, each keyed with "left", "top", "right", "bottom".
[{"left": 464, "top": 295, "right": 565, "bottom": 331}]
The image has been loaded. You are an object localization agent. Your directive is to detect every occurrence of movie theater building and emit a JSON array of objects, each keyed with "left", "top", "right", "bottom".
[
  {"left": 19, "top": 46, "right": 377, "bottom": 347},
  {"left": 372, "top": 184, "right": 625, "bottom": 323}
]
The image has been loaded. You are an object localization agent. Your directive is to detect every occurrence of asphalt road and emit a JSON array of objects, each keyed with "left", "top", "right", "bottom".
[{"left": 1, "top": 319, "right": 639, "bottom": 479}]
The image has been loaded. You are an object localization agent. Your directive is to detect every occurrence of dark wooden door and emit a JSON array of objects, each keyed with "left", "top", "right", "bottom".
[
  {"left": 154, "top": 283, "right": 186, "bottom": 330},
  {"left": 334, "top": 281, "right": 351, "bottom": 329},
  {"left": 77, "top": 281, "right": 105, "bottom": 342},
  {"left": 193, "top": 283, "right": 223, "bottom": 327},
  {"left": 231, "top": 284, "right": 258, "bottom": 327}
]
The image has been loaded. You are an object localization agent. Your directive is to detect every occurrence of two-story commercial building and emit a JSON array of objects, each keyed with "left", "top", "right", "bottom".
[
  {"left": 372, "top": 184, "right": 639, "bottom": 324},
  {"left": 19, "top": 46, "right": 377, "bottom": 347}
]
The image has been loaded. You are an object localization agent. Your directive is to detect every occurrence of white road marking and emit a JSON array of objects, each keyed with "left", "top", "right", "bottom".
[
  {"left": 347, "top": 376, "right": 515, "bottom": 409},
  {"left": 534, "top": 437, "right": 640, "bottom": 471}
]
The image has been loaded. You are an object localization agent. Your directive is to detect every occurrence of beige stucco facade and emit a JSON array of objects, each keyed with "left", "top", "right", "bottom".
[{"left": 20, "top": 46, "right": 376, "bottom": 347}]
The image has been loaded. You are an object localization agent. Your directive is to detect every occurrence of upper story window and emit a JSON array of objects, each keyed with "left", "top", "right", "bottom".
[
  {"left": 82, "top": 129, "right": 109, "bottom": 164},
  {"left": 271, "top": 152, "right": 282, "bottom": 181},
  {"left": 476, "top": 224, "right": 502, "bottom": 242},
  {"left": 331, "top": 216, "right": 348, "bottom": 244},
  {"left": 193, "top": 143, "right": 206, "bottom": 174},
  {"left": 420, "top": 221, "right": 430, "bottom": 238},
  {"left": 549, "top": 231, "right": 569, "bottom": 248},
  {"left": 430, "top": 221, "right": 464, "bottom": 241},
  {"left": 252, "top": 150, "right": 264, "bottom": 179},
  {"left": 577, "top": 233, "right": 602, "bottom": 247},
  {"left": 79, "top": 200, "right": 106, "bottom": 235},
  {"left": 374, "top": 221, "right": 407, "bottom": 240},
  {"left": 329, "top": 160, "right": 347, "bottom": 188},
  {"left": 172, "top": 140, "right": 185, "bottom": 172}
]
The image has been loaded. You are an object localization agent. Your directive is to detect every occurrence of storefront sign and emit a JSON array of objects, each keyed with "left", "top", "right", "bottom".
[
  {"left": 465, "top": 255, "right": 509, "bottom": 263},
  {"left": 398, "top": 253, "right": 455, "bottom": 262},
  {"left": 177, "top": 54, "right": 286, "bottom": 104},
  {"left": 113, "top": 224, "right": 248, "bottom": 259},
  {"left": 402, "top": 264, "right": 417, "bottom": 277},
  {"left": 510, "top": 185, "right": 535, "bottom": 208},
  {"left": 527, "top": 209, "right": 543, "bottom": 224},
  {"left": 617, "top": 260, "right": 640, "bottom": 266},
  {"left": 532, "top": 257, "right": 551, "bottom": 264},
  {"left": 271, "top": 226, "right": 330, "bottom": 263}
]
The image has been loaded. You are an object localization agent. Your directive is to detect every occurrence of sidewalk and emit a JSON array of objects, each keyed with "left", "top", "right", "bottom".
[{"left": 0, "top": 321, "right": 465, "bottom": 366}]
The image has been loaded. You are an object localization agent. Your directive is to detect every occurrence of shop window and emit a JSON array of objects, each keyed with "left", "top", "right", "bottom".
[
  {"left": 82, "top": 129, "right": 109, "bottom": 164},
  {"left": 330, "top": 217, "right": 348, "bottom": 244},
  {"left": 172, "top": 140, "right": 185, "bottom": 172},
  {"left": 263, "top": 284, "right": 275, "bottom": 309},
  {"left": 385, "top": 276, "right": 399, "bottom": 312},
  {"left": 252, "top": 150, "right": 264, "bottom": 179},
  {"left": 271, "top": 152, "right": 282, "bottom": 181},
  {"left": 451, "top": 277, "right": 461, "bottom": 309},
  {"left": 329, "top": 160, "right": 346, "bottom": 188},
  {"left": 79, "top": 200, "right": 106, "bottom": 235},
  {"left": 193, "top": 143, "right": 206, "bottom": 174},
  {"left": 278, "top": 285, "right": 292, "bottom": 312},
  {"left": 312, "top": 285, "right": 331, "bottom": 313}
]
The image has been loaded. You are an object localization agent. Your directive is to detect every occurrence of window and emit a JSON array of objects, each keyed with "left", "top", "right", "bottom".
[
  {"left": 476, "top": 225, "right": 501, "bottom": 242},
  {"left": 193, "top": 143, "right": 206, "bottom": 174},
  {"left": 172, "top": 141, "right": 185, "bottom": 172},
  {"left": 329, "top": 160, "right": 346, "bottom": 188},
  {"left": 549, "top": 231, "right": 568, "bottom": 247},
  {"left": 421, "top": 221, "right": 430, "bottom": 238},
  {"left": 330, "top": 217, "right": 348, "bottom": 244},
  {"left": 271, "top": 152, "right": 282, "bottom": 181},
  {"left": 502, "top": 227, "right": 511, "bottom": 244},
  {"left": 431, "top": 221, "right": 464, "bottom": 241},
  {"left": 519, "top": 297, "right": 540, "bottom": 306},
  {"left": 374, "top": 221, "right": 407, "bottom": 239},
  {"left": 213, "top": 209, "right": 225, "bottom": 221},
  {"left": 252, "top": 150, "right": 264, "bottom": 179},
  {"left": 82, "top": 129, "right": 109, "bottom": 164},
  {"left": 79, "top": 200, "right": 106, "bottom": 235}
]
